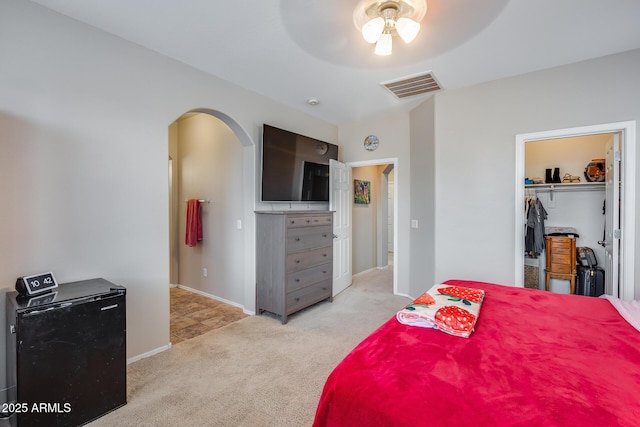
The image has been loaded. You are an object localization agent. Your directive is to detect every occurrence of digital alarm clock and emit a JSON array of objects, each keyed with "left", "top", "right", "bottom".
[{"left": 15, "top": 272, "right": 58, "bottom": 296}]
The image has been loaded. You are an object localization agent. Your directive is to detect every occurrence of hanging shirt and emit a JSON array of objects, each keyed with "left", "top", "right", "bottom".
[
  {"left": 526, "top": 199, "right": 547, "bottom": 255},
  {"left": 532, "top": 199, "right": 547, "bottom": 254}
]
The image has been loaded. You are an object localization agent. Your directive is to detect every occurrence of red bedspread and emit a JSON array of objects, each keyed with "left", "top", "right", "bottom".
[{"left": 313, "top": 280, "right": 640, "bottom": 427}]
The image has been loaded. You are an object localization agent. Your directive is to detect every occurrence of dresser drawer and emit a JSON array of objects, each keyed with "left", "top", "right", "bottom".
[
  {"left": 287, "top": 263, "right": 332, "bottom": 293},
  {"left": 286, "top": 215, "right": 315, "bottom": 228},
  {"left": 286, "top": 279, "right": 332, "bottom": 314},
  {"left": 311, "top": 214, "right": 333, "bottom": 226},
  {"left": 550, "top": 252, "right": 572, "bottom": 265},
  {"left": 550, "top": 241, "right": 572, "bottom": 254},
  {"left": 287, "top": 226, "right": 332, "bottom": 252},
  {"left": 286, "top": 214, "right": 332, "bottom": 228},
  {"left": 550, "top": 262, "right": 572, "bottom": 274},
  {"left": 286, "top": 246, "right": 332, "bottom": 272}
]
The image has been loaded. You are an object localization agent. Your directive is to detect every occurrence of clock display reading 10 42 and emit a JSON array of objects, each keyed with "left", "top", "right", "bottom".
[{"left": 17, "top": 272, "right": 58, "bottom": 296}]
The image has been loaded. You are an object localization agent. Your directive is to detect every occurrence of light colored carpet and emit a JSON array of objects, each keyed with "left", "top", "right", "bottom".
[{"left": 89, "top": 266, "right": 410, "bottom": 427}]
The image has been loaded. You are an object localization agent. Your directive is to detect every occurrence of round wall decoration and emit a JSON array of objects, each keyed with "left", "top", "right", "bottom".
[
  {"left": 315, "top": 141, "right": 329, "bottom": 155},
  {"left": 364, "top": 135, "right": 379, "bottom": 151}
]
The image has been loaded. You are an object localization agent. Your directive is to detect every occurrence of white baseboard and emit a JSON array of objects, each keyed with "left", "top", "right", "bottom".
[
  {"left": 177, "top": 285, "right": 244, "bottom": 311},
  {"left": 396, "top": 292, "right": 414, "bottom": 300},
  {"left": 353, "top": 267, "right": 376, "bottom": 277},
  {"left": 127, "top": 343, "right": 171, "bottom": 364}
]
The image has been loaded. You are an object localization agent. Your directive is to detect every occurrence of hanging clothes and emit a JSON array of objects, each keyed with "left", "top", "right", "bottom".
[
  {"left": 525, "top": 197, "right": 547, "bottom": 256},
  {"left": 524, "top": 191, "right": 536, "bottom": 255},
  {"left": 185, "top": 199, "right": 202, "bottom": 247}
]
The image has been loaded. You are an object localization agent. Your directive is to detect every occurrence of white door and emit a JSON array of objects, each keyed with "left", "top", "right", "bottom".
[
  {"left": 330, "top": 159, "right": 352, "bottom": 296},
  {"left": 603, "top": 133, "right": 621, "bottom": 296},
  {"left": 387, "top": 178, "right": 394, "bottom": 253}
]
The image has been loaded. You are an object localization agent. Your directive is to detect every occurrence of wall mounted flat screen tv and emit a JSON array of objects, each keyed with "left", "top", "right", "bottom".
[{"left": 261, "top": 124, "right": 338, "bottom": 202}]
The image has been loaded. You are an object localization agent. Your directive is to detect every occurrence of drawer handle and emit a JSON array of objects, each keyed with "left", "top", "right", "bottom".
[
  {"left": 323, "top": 234, "right": 327, "bottom": 238},
  {"left": 306, "top": 219, "right": 311, "bottom": 223},
  {"left": 295, "top": 279, "right": 300, "bottom": 282},
  {"left": 295, "top": 297, "right": 300, "bottom": 302},
  {"left": 323, "top": 271, "right": 327, "bottom": 274},
  {"left": 295, "top": 260, "right": 300, "bottom": 264},
  {"left": 295, "top": 237, "right": 300, "bottom": 242},
  {"left": 323, "top": 253, "right": 327, "bottom": 257},
  {"left": 290, "top": 220, "right": 295, "bottom": 224}
]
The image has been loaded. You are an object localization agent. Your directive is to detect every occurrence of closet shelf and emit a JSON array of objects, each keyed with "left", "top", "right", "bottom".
[{"left": 525, "top": 182, "right": 605, "bottom": 192}]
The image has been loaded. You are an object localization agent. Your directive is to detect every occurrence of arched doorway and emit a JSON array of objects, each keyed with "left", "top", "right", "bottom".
[{"left": 168, "top": 109, "right": 256, "bottom": 342}]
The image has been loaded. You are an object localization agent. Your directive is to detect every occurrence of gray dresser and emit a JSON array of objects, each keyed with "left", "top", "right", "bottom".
[{"left": 256, "top": 211, "right": 333, "bottom": 324}]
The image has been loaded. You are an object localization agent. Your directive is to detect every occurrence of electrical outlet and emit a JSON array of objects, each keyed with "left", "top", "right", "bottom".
[
  {"left": 203, "top": 268, "right": 207, "bottom": 277},
  {"left": 411, "top": 220, "right": 419, "bottom": 228},
  {"left": 237, "top": 220, "right": 242, "bottom": 229}
]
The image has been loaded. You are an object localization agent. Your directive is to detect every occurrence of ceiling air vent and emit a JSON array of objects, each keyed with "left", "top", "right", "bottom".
[{"left": 381, "top": 71, "right": 442, "bottom": 99}]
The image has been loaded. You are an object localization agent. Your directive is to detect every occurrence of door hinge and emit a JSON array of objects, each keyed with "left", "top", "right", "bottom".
[
  {"left": 614, "top": 150, "right": 621, "bottom": 161},
  {"left": 614, "top": 229, "right": 621, "bottom": 239}
]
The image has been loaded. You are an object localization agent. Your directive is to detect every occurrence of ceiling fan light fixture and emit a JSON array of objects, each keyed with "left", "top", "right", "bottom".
[
  {"left": 362, "top": 16, "right": 385, "bottom": 43},
  {"left": 395, "top": 17, "right": 420, "bottom": 43},
  {"left": 374, "top": 32, "right": 393, "bottom": 56},
  {"left": 353, "top": 0, "right": 427, "bottom": 55}
]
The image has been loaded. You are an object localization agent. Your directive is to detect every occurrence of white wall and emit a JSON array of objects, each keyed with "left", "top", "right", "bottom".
[
  {"left": 426, "top": 49, "right": 640, "bottom": 296},
  {"left": 339, "top": 112, "right": 411, "bottom": 297},
  {"left": 0, "top": 1, "right": 337, "bottom": 366},
  {"left": 409, "top": 97, "right": 436, "bottom": 297},
  {"left": 176, "top": 114, "right": 245, "bottom": 304}
]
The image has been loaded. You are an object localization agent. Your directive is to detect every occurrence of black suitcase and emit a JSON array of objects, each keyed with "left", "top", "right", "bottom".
[{"left": 576, "top": 265, "right": 605, "bottom": 297}]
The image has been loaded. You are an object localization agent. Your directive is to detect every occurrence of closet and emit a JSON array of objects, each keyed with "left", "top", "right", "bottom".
[{"left": 524, "top": 134, "right": 611, "bottom": 294}]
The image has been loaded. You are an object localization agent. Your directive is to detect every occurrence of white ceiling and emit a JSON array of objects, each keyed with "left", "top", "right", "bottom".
[{"left": 30, "top": 0, "right": 640, "bottom": 125}]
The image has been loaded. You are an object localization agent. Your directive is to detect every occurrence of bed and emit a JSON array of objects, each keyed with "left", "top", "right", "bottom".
[{"left": 313, "top": 279, "right": 640, "bottom": 427}]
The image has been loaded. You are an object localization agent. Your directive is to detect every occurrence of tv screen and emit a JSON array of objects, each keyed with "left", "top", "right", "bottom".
[{"left": 261, "top": 124, "right": 338, "bottom": 202}]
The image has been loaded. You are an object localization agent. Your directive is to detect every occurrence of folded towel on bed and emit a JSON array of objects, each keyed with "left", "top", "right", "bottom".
[{"left": 396, "top": 284, "right": 485, "bottom": 338}]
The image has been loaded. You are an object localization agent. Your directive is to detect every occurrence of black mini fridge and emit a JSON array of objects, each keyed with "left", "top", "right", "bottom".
[{"left": 5, "top": 278, "right": 126, "bottom": 426}]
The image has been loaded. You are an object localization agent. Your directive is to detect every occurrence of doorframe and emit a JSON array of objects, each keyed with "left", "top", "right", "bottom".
[
  {"left": 515, "top": 121, "right": 636, "bottom": 300},
  {"left": 169, "top": 108, "right": 257, "bottom": 315},
  {"left": 348, "top": 157, "right": 398, "bottom": 295}
]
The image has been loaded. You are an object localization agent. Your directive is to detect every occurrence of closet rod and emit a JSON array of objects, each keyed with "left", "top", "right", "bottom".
[
  {"left": 525, "top": 182, "right": 605, "bottom": 191},
  {"left": 185, "top": 199, "right": 211, "bottom": 203}
]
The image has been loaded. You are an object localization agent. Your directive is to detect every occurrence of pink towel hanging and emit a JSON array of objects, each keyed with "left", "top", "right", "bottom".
[{"left": 185, "top": 199, "right": 202, "bottom": 247}]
